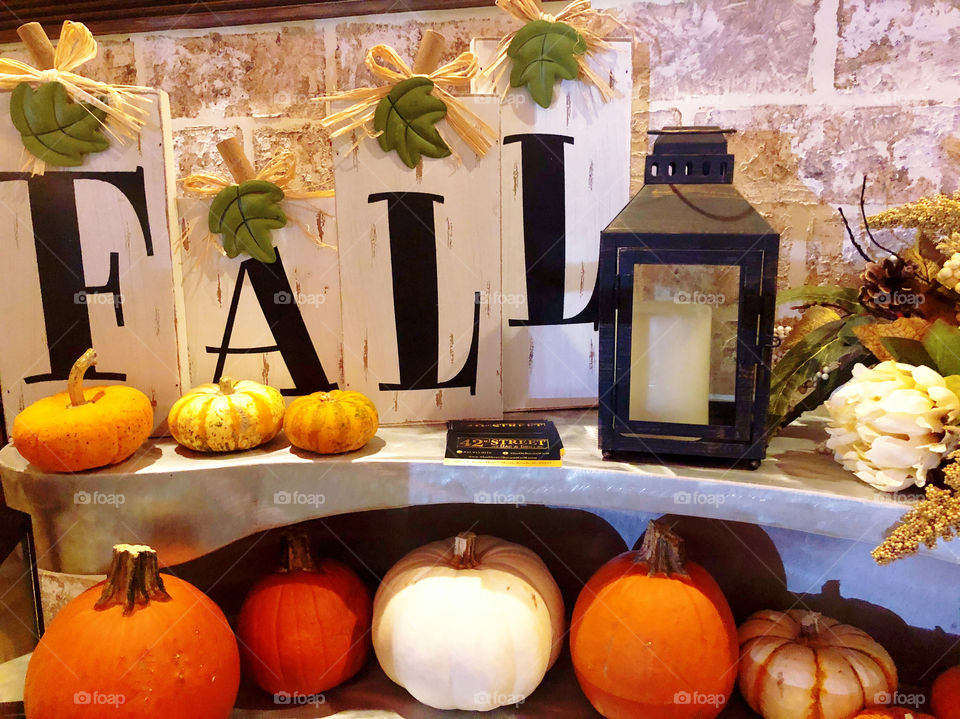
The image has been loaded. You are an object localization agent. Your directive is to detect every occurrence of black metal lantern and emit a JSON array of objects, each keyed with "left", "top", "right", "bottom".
[{"left": 598, "top": 127, "right": 779, "bottom": 469}]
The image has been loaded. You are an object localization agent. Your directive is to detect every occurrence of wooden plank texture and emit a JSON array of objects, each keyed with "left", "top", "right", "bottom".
[
  {"left": 332, "top": 99, "right": 502, "bottom": 424},
  {"left": 177, "top": 194, "right": 343, "bottom": 398},
  {"left": 0, "top": 90, "right": 186, "bottom": 437},
  {"left": 472, "top": 39, "right": 633, "bottom": 411}
]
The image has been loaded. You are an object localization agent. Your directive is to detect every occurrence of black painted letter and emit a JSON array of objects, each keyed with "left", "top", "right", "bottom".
[
  {"left": 206, "top": 249, "right": 337, "bottom": 395},
  {"left": 504, "top": 134, "right": 598, "bottom": 329},
  {"left": 369, "top": 192, "right": 480, "bottom": 395}
]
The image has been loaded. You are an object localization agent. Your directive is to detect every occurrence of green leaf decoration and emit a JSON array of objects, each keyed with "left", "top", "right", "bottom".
[
  {"left": 373, "top": 76, "right": 450, "bottom": 169},
  {"left": 777, "top": 285, "right": 862, "bottom": 314},
  {"left": 945, "top": 374, "right": 960, "bottom": 398},
  {"left": 10, "top": 81, "right": 109, "bottom": 167},
  {"left": 880, "top": 337, "right": 936, "bottom": 368},
  {"left": 779, "top": 347, "right": 873, "bottom": 430},
  {"left": 208, "top": 180, "right": 287, "bottom": 264},
  {"left": 837, "top": 314, "right": 876, "bottom": 345},
  {"left": 508, "top": 20, "right": 587, "bottom": 109},
  {"left": 922, "top": 319, "right": 960, "bottom": 377},
  {"left": 767, "top": 316, "right": 866, "bottom": 431}
]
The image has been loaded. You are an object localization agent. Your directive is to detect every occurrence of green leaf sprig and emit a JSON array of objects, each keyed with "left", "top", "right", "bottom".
[
  {"left": 881, "top": 319, "right": 960, "bottom": 395},
  {"left": 208, "top": 180, "right": 287, "bottom": 264},
  {"left": 10, "top": 81, "right": 109, "bottom": 166},
  {"left": 373, "top": 76, "right": 451, "bottom": 169},
  {"left": 507, "top": 19, "right": 587, "bottom": 108}
]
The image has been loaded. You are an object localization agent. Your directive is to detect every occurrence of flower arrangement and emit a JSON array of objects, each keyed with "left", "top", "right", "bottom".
[{"left": 772, "top": 179, "right": 960, "bottom": 562}]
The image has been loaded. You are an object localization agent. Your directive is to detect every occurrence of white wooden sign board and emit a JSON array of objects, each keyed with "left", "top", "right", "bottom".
[
  {"left": 0, "top": 89, "right": 185, "bottom": 437},
  {"left": 333, "top": 98, "right": 502, "bottom": 424},
  {"left": 472, "top": 39, "right": 632, "bottom": 411},
  {"left": 177, "top": 195, "right": 343, "bottom": 398}
]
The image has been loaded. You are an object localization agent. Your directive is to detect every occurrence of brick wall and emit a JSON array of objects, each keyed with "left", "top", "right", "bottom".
[{"left": 4, "top": 0, "right": 958, "bottom": 291}]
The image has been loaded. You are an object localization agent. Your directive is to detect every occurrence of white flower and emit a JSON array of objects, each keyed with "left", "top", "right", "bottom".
[
  {"left": 824, "top": 361, "right": 960, "bottom": 491},
  {"left": 938, "top": 251, "right": 960, "bottom": 291}
]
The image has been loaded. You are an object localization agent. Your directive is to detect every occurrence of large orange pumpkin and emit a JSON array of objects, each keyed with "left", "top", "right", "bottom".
[
  {"left": 284, "top": 390, "right": 378, "bottom": 454},
  {"left": 237, "top": 532, "right": 372, "bottom": 695},
  {"left": 12, "top": 349, "right": 153, "bottom": 472},
  {"left": 24, "top": 544, "right": 240, "bottom": 718},
  {"left": 570, "top": 521, "right": 738, "bottom": 719},
  {"left": 932, "top": 665, "right": 960, "bottom": 719},
  {"left": 853, "top": 709, "right": 936, "bottom": 718}
]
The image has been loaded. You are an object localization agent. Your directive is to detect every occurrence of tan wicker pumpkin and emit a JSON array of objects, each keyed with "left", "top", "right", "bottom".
[
  {"left": 168, "top": 378, "right": 284, "bottom": 452},
  {"left": 739, "top": 610, "right": 897, "bottom": 719}
]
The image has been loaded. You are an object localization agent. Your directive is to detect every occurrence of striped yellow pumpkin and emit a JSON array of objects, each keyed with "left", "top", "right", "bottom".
[
  {"left": 168, "top": 378, "right": 284, "bottom": 452},
  {"left": 284, "top": 390, "right": 378, "bottom": 454}
]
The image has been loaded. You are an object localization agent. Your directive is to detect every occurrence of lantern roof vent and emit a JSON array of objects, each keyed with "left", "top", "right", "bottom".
[{"left": 645, "top": 126, "right": 735, "bottom": 185}]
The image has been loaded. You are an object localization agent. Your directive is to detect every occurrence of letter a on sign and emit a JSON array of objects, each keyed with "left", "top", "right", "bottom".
[
  {"left": 472, "top": 38, "right": 632, "bottom": 410},
  {"left": 0, "top": 90, "right": 186, "bottom": 438},
  {"left": 333, "top": 97, "right": 502, "bottom": 424}
]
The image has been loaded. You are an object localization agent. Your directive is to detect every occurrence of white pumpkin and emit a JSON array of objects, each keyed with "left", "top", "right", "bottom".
[
  {"left": 372, "top": 532, "right": 565, "bottom": 711},
  {"left": 739, "top": 610, "right": 898, "bottom": 719}
]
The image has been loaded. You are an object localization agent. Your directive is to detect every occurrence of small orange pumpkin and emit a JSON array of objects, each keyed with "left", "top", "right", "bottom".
[
  {"left": 284, "top": 390, "right": 378, "bottom": 454},
  {"left": 12, "top": 349, "right": 153, "bottom": 472},
  {"left": 24, "top": 544, "right": 240, "bottom": 718},
  {"left": 853, "top": 709, "right": 936, "bottom": 718},
  {"left": 932, "top": 665, "right": 960, "bottom": 719},
  {"left": 570, "top": 521, "right": 738, "bottom": 719},
  {"left": 237, "top": 532, "right": 372, "bottom": 695}
]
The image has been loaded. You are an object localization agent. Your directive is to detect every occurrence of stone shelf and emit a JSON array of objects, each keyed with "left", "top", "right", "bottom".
[
  {"left": 0, "top": 650, "right": 764, "bottom": 718},
  {"left": 0, "top": 409, "right": 944, "bottom": 575}
]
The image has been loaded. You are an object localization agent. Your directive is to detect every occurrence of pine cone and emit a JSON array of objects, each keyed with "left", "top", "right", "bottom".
[{"left": 859, "top": 255, "right": 923, "bottom": 319}]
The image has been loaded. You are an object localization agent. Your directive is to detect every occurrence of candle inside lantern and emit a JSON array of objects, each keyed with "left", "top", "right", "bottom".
[{"left": 629, "top": 299, "right": 712, "bottom": 425}]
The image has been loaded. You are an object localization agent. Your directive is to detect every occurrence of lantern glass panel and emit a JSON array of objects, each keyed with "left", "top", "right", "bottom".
[{"left": 628, "top": 262, "right": 741, "bottom": 426}]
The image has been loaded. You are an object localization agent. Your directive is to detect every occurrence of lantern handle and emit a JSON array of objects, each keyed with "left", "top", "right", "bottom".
[{"left": 648, "top": 128, "right": 737, "bottom": 135}]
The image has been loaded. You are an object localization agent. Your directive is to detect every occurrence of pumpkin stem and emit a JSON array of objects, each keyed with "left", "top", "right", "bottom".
[
  {"left": 218, "top": 377, "right": 237, "bottom": 395},
  {"left": 95, "top": 544, "right": 172, "bottom": 615},
  {"left": 452, "top": 531, "right": 480, "bottom": 569},
  {"left": 281, "top": 531, "right": 316, "bottom": 573},
  {"left": 636, "top": 521, "right": 689, "bottom": 577},
  {"left": 799, "top": 612, "right": 824, "bottom": 638},
  {"left": 67, "top": 349, "right": 97, "bottom": 407}
]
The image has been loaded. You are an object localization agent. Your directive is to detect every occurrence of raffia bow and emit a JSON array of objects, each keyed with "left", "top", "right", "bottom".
[
  {"left": 318, "top": 45, "right": 496, "bottom": 160},
  {"left": 487, "top": 0, "right": 630, "bottom": 102},
  {"left": 0, "top": 21, "right": 153, "bottom": 174},
  {"left": 181, "top": 151, "right": 332, "bottom": 201},
  {"left": 180, "top": 151, "right": 335, "bottom": 258}
]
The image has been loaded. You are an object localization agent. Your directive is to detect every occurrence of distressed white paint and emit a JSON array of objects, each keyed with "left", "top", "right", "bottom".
[
  {"left": 473, "top": 39, "right": 632, "bottom": 410},
  {"left": 0, "top": 90, "right": 185, "bottom": 436},
  {"left": 176, "top": 194, "right": 343, "bottom": 396},
  {"left": 332, "top": 99, "right": 502, "bottom": 424}
]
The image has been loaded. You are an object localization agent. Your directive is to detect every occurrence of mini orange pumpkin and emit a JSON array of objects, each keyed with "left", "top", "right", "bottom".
[
  {"left": 24, "top": 544, "right": 240, "bottom": 718},
  {"left": 853, "top": 709, "right": 936, "bottom": 718},
  {"left": 932, "top": 665, "right": 960, "bottom": 719},
  {"left": 570, "top": 521, "right": 738, "bottom": 719},
  {"left": 284, "top": 390, "right": 378, "bottom": 454},
  {"left": 237, "top": 532, "right": 372, "bottom": 695},
  {"left": 12, "top": 349, "right": 153, "bottom": 472}
]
